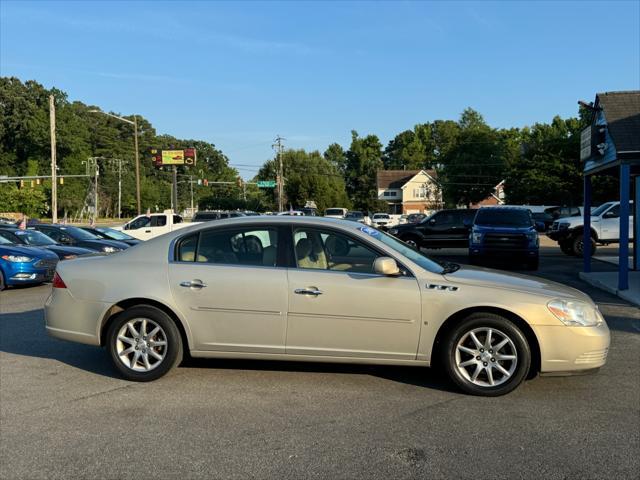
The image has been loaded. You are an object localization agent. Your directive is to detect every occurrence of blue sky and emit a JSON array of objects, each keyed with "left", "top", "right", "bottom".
[{"left": 1, "top": 0, "right": 639, "bottom": 178}]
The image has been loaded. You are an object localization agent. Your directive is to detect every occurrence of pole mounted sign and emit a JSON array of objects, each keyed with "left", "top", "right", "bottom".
[
  {"left": 257, "top": 180, "right": 276, "bottom": 188},
  {"left": 150, "top": 148, "right": 197, "bottom": 167}
]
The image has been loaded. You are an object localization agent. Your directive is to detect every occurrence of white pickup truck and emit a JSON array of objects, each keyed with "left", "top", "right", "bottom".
[
  {"left": 548, "top": 201, "right": 634, "bottom": 256},
  {"left": 113, "top": 210, "right": 195, "bottom": 241}
]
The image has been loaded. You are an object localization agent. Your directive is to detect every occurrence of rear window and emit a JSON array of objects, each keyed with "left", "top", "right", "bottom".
[
  {"left": 194, "top": 212, "right": 219, "bottom": 221},
  {"left": 474, "top": 209, "right": 533, "bottom": 228},
  {"left": 325, "top": 209, "right": 345, "bottom": 216}
]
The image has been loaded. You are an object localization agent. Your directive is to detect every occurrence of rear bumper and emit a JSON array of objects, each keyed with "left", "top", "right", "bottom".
[
  {"left": 44, "top": 288, "right": 109, "bottom": 346},
  {"left": 532, "top": 322, "right": 610, "bottom": 373}
]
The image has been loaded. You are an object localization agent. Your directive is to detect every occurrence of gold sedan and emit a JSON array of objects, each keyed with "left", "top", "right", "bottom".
[{"left": 45, "top": 217, "right": 609, "bottom": 396}]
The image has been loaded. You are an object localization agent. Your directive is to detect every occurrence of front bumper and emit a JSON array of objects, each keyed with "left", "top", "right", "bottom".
[
  {"left": 4, "top": 264, "right": 56, "bottom": 285},
  {"left": 469, "top": 247, "right": 538, "bottom": 258},
  {"left": 533, "top": 322, "right": 610, "bottom": 373}
]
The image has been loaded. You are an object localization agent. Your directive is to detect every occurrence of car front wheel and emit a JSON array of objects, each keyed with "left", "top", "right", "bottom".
[
  {"left": 442, "top": 313, "right": 531, "bottom": 396},
  {"left": 106, "top": 306, "right": 183, "bottom": 381},
  {"left": 400, "top": 235, "right": 419, "bottom": 249},
  {"left": 572, "top": 234, "right": 596, "bottom": 257}
]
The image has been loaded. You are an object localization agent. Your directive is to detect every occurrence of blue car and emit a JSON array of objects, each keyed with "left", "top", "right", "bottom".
[
  {"left": 0, "top": 235, "right": 59, "bottom": 290},
  {"left": 468, "top": 207, "right": 545, "bottom": 270}
]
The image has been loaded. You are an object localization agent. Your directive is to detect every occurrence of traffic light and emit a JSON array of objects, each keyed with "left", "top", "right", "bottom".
[
  {"left": 236, "top": 177, "right": 243, "bottom": 188},
  {"left": 19, "top": 180, "right": 24, "bottom": 188},
  {"left": 59, "top": 177, "right": 64, "bottom": 185},
  {"left": 36, "top": 178, "right": 41, "bottom": 185},
  {"left": 30, "top": 180, "right": 35, "bottom": 188},
  {"left": 203, "top": 179, "right": 209, "bottom": 187}
]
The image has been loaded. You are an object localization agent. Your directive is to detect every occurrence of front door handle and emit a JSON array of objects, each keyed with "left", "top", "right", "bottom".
[
  {"left": 180, "top": 279, "right": 207, "bottom": 289},
  {"left": 294, "top": 288, "right": 323, "bottom": 296}
]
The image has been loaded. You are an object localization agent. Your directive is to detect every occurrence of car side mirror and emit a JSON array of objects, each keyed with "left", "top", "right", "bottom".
[
  {"left": 535, "top": 221, "right": 546, "bottom": 232},
  {"left": 123, "top": 224, "right": 129, "bottom": 230},
  {"left": 374, "top": 257, "right": 401, "bottom": 276},
  {"left": 428, "top": 218, "right": 436, "bottom": 226}
]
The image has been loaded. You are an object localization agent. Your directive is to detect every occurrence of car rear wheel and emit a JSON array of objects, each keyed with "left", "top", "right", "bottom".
[
  {"left": 441, "top": 313, "right": 531, "bottom": 396},
  {"left": 572, "top": 234, "right": 596, "bottom": 257},
  {"left": 559, "top": 240, "right": 574, "bottom": 256},
  {"left": 0, "top": 270, "right": 5, "bottom": 291},
  {"left": 106, "top": 306, "right": 183, "bottom": 381}
]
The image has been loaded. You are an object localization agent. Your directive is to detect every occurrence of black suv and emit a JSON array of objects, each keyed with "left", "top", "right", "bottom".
[{"left": 387, "top": 209, "right": 477, "bottom": 248}]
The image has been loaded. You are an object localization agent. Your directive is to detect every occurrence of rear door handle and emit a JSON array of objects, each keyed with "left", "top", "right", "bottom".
[
  {"left": 294, "top": 288, "right": 323, "bottom": 296},
  {"left": 180, "top": 279, "right": 207, "bottom": 289}
]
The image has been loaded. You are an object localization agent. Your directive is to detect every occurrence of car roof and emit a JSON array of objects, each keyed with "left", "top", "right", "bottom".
[{"left": 477, "top": 206, "right": 530, "bottom": 212}]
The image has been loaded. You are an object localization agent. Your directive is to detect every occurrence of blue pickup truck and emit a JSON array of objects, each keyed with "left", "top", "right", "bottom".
[{"left": 468, "top": 207, "right": 544, "bottom": 270}]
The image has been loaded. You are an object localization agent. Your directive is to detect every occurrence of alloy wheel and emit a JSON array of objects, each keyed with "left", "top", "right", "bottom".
[
  {"left": 455, "top": 327, "right": 518, "bottom": 387},
  {"left": 115, "top": 318, "right": 168, "bottom": 372}
]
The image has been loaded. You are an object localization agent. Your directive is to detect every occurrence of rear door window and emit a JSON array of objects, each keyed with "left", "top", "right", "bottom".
[{"left": 177, "top": 228, "right": 279, "bottom": 267}]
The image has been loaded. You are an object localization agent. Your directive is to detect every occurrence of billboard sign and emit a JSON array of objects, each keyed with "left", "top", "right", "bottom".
[
  {"left": 151, "top": 148, "right": 197, "bottom": 167},
  {"left": 580, "top": 126, "right": 592, "bottom": 162}
]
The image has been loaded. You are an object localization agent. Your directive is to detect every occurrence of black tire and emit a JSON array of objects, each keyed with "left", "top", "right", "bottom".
[
  {"left": 0, "top": 269, "right": 5, "bottom": 291},
  {"left": 572, "top": 233, "right": 596, "bottom": 257},
  {"left": 400, "top": 235, "right": 420, "bottom": 249},
  {"left": 559, "top": 241, "right": 574, "bottom": 256},
  {"left": 441, "top": 313, "right": 531, "bottom": 396},
  {"left": 106, "top": 305, "right": 183, "bottom": 382},
  {"left": 525, "top": 256, "right": 539, "bottom": 270}
]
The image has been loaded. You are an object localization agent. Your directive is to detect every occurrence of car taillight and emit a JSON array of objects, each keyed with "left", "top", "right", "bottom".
[{"left": 52, "top": 272, "right": 67, "bottom": 288}]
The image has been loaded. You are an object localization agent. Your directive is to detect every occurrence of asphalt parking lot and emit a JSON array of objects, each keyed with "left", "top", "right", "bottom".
[{"left": 1, "top": 242, "right": 639, "bottom": 479}]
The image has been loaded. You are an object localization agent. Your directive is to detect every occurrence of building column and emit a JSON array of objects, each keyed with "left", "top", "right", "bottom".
[
  {"left": 618, "top": 164, "right": 630, "bottom": 290},
  {"left": 635, "top": 175, "right": 639, "bottom": 271},
  {"left": 583, "top": 174, "right": 592, "bottom": 273}
]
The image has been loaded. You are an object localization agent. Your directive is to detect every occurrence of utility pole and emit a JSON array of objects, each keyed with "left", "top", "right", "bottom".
[
  {"left": 94, "top": 160, "right": 99, "bottom": 223},
  {"left": 49, "top": 95, "right": 57, "bottom": 223},
  {"left": 117, "top": 159, "right": 122, "bottom": 219},
  {"left": 273, "top": 135, "right": 285, "bottom": 212},
  {"left": 172, "top": 166, "right": 178, "bottom": 213},
  {"left": 190, "top": 174, "right": 194, "bottom": 214},
  {"left": 133, "top": 115, "right": 141, "bottom": 215}
]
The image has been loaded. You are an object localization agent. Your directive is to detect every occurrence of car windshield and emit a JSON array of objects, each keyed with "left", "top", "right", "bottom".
[
  {"left": 371, "top": 229, "right": 445, "bottom": 274},
  {"left": 62, "top": 226, "right": 99, "bottom": 240},
  {"left": 591, "top": 202, "right": 615, "bottom": 217},
  {"left": 346, "top": 212, "right": 363, "bottom": 219},
  {"left": 96, "top": 227, "right": 133, "bottom": 240},
  {"left": 474, "top": 209, "right": 532, "bottom": 228},
  {"left": 325, "top": 209, "right": 345, "bottom": 216},
  {"left": 13, "top": 230, "right": 56, "bottom": 245},
  {"left": 374, "top": 214, "right": 390, "bottom": 219}
]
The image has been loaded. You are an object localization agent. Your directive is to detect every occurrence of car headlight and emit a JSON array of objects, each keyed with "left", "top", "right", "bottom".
[
  {"left": 62, "top": 254, "right": 77, "bottom": 260},
  {"left": 547, "top": 299, "right": 604, "bottom": 326},
  {"left": 471, "top": 232, "right": 482, "bottom": 243},
  {"left": 388, "top": 228, "right": 398, "bottom": 235},
  {"left": 102, "top": 246, "right": 120, "bottom": 253},
  {"left": 1, "top": 254, "right": 34, "bottom": 262}
]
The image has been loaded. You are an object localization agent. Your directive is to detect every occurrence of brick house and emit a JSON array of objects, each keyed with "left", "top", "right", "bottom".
[{"left": 376, "top": 169, "right": 443, "bottom": 214}]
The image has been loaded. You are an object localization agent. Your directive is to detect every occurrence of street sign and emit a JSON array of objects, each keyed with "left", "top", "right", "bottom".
[{"left": 257, "top": 180, "right": 276, "bottom": 188}]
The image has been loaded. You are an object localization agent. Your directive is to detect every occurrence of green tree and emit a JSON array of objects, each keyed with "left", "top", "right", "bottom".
[
  {"left": 440, "top": 109, "right": 506, "bottom": 207},
  {"left": 344, "top": 131, "right": 384, "bottom": 211},
  {"left": 256, "top": 149, "right": 350, "bottom": 212}
]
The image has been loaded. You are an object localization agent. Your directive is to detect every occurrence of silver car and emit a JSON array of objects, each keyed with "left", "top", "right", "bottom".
[{"left": 45, "top": 217, "right": 610, "bottom": 396}]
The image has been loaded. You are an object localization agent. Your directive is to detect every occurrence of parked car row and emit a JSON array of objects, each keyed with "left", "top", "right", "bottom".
[
  {"left": 386, "top": 207, "right": 544, "bottom": 270},
  {"left": 0, "top": 224, "right": 140, "bottom": 291}
]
